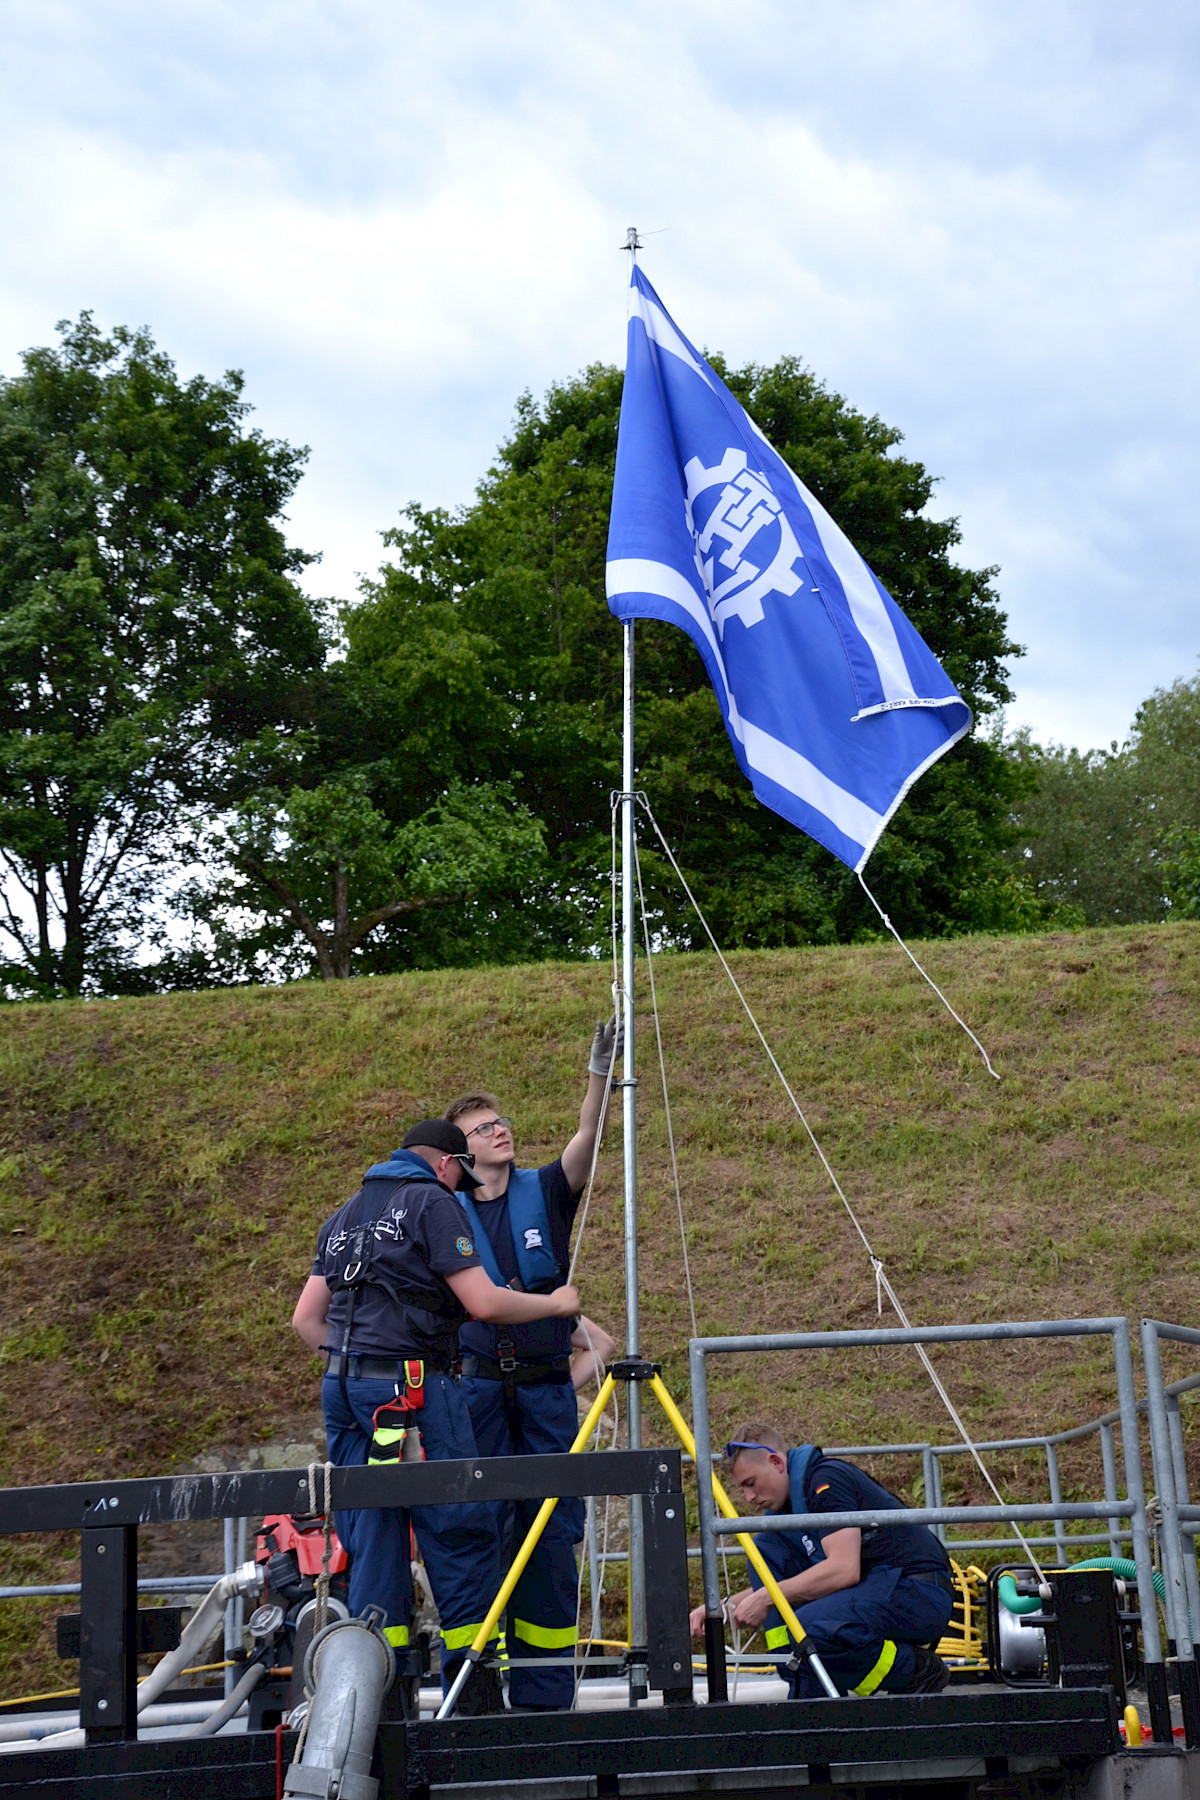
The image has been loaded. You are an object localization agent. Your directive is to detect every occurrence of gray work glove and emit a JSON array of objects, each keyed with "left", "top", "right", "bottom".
[{"left": 588, "top": 1014, "right": 624, "bottom": 1077}]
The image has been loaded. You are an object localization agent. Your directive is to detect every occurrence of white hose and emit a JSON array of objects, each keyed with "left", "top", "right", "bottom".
[
  {"left": 183, "top": 1658, "right": 267, "bottom": 1737},
  {"left": 21, "top": 1563, "right": 263, "bottom": 1750},
  {"left": 138, "top": 1563, "right": 262, "bottom": 1712},
  {"left": 0, "top": 1700, "right": 228, "bottom": 1752}
]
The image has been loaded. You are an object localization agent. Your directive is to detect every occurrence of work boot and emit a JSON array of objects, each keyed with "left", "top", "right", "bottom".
[
  {"left": 898, "top": 1647, "right": 950, "bottom": 1694},
  {"left": 453, "top": 1661, "right": 505, "bottom": 1716}
]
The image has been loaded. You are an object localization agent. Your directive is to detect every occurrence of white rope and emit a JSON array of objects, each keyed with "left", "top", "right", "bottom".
[
  {"left": 633, "top": 833, "right": 698, "bottom": 1340},
  {"left": 567, "top": 1041, "right": 617, "bottom": 1287},
  {"left": 637, "top": 793, "right": 1045, "bottom": 1581},
  {"left": 307, "top": 1461, "right": 336, "bottom": 1633},
  {"left": 857, "top": 872, "right": 999, "bottom": 1081}
]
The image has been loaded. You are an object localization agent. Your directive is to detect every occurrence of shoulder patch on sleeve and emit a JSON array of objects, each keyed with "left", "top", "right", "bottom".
[
  {"left": 815, "top": 1484, "right": 831, "bottom": 1494},
  {"left": 455, "top": 1236, "right": 475, "bottom": 1256}
]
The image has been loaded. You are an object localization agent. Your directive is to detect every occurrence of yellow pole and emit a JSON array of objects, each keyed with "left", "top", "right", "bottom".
[
  {"left": 436, "top": 1372, "right": 617, "bottom": 1718},
  {"left": 649, "top": 1373, "right": 811, "bottom": 1649}
]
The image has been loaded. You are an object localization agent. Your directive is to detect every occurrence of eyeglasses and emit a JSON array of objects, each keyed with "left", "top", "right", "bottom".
[
  {"left": 723, "top": 1441, "right": 779, "bottom": 1460},
  {"left": 464, "top": 1116, "right": 513, "bottom": 1140},
  {"left": 445, "top": 1151, "right": 476, "bottom": 1171}
]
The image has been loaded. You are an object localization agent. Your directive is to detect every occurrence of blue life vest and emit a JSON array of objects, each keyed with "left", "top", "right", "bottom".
[
  {"left": 763, "top": 1445, "right": 823, "bottom": 1564},
  {"left": 456, "top": 1167, "right": 561, "bottom": 1292}
]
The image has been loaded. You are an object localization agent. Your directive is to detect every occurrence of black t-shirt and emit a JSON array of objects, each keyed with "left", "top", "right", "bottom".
[
  {"left": 775, "top": 1449, "right": 950, "bottom": 1578},
  {"left": 313, "top": 1156, "right": 484, "bottom": 1360},
  {"left": 459, "top": 1158, "right": 580, "bottom": 1364}
]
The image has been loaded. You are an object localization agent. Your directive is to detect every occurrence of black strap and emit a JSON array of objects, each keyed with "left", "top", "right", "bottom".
[
  {"left": 326, "top": 1352, "right": 448, "bottom": 1381},
  {"left": 907, "top": 1568, "right": 955, "bottom": 1591},
  {"left": 460, "top": 1353, "right": 571, "bottom": 1385},
  {"left": 334, "top": 1179, "right": 411, "bottom": 1415}
]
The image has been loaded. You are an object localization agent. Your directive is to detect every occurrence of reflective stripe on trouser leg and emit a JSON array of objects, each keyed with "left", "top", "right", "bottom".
[
  {"left": 853, "top": 1638, "right": 898, "bottom": 1695},
  {"left": 513, "top": 1618, "right": 578, "bottom": 1650},
  {"left": 441, "top": 1619, "right": 501, "bottom": 1651},
  {"left": 775, "top": 1568, "right": 951, "bottom": 1697},
  {"left": 504, "top": 1520, "right": 580, "bottom": 1706},
  {"left": 401, "top": 1373, "right": 502, "bottom": 1693},
  {"left": 384, "top": 1624, "right": 410, "bottom": 1647},
  {"left": 321, "top": 1373, "right": 415, "bottom": 1644},
  {"left": 460, "top": 1374, "right": 583, "bottom": 1710}
]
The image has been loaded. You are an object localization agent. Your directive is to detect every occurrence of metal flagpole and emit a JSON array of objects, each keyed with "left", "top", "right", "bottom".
[
  {"left": 618, "top": 226, "right": 647, "bottom": 1700},
  {"left": 620, "top": 615, "right": 648, "bottom": 1695}
]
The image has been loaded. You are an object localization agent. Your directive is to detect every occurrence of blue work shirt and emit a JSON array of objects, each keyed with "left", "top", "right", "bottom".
[
  {"left": 314, "top": 1154, "right": 483, "bottom": 1360},
  {"left": 772, "top": 1447, "right": 950, "bottom": 1578}
]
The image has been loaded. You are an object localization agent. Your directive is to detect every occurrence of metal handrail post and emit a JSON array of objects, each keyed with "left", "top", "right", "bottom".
[
  {"left": 1167, "top": 1396, "right": 1200, "bottom": 1636},
  {"left": 928, "top": 1449, "right": 946, "bottom": 1544},
  {"left": 585, "top": 1497, "right": 602, "bottom": 1645},
  {"left": 919, "top": 1446, "right": 937, "bottom": 1545},
  {"left": 688, "top": 1340, "right": 726, "bottom": 1702},
  {"left": 232, "top": 1516, "right": 247, "bottom": 1665},
  {"left": 1099, "top": 1422, "right": 1122, "bottom": 1558},
  {"left": 1114, "top": 1318, "right": 1171, "bottom": 1743},
  {"left": 1044, "top": 1441, "right": 1068, "bottom": 1564},
  {"left": 1141, "top": 1319, "right": 1200, "bottom": 1745},
  {"left": 222, "top": 1516, "right": 236, "bottom": 1700}
]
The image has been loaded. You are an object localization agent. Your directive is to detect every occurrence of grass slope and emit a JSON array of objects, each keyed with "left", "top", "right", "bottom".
[{"left": 1, "top": 923, "right": 1199, "bottom": 1693}]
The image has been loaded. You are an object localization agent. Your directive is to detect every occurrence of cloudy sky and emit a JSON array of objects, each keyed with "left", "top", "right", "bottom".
[{"left": 2, "top": 0, "right": 1196, "bottom": 750}]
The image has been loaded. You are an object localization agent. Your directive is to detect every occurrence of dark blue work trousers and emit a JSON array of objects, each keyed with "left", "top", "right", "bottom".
[
  {"left": 460, "top": 1375, "right": 585, "bottom": 1709},
  {"left": 321, "top": 1372, "right": 501, "bottom": 1688},
  {"left": 750, "top": 1533, "right": 954, "bottom": 1698}
]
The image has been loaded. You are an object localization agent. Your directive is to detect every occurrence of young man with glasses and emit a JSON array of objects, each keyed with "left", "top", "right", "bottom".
[
  {"left": 441, "top": 1018, "right": 618, "bottom": 1710},
  {"left": 688, "top": 1425, "right": 954, "bottom": 1698},
  {"left": 293, "top": 1119, "right": 580, "bottom": 1715}
]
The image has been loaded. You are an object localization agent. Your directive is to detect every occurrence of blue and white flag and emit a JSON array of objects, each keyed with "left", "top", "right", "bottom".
[{"left": 606, "top": 266, "right": 972, "bottom": 872}]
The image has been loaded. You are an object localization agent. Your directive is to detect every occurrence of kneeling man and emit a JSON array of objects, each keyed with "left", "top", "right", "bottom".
[{"left": 692, "top": 1424, "right": 954, "bottom": 1698}]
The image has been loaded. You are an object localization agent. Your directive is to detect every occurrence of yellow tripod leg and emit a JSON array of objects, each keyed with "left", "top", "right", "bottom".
[
  {"left": 649, "top": 1374, "right": 841, "bottom": 1700},
  {"left": 437, "top": 1372, "right": 617, "bottom": 1720}
]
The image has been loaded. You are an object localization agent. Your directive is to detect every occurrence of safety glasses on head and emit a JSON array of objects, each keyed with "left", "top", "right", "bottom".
[
  {"left": 464, "top": 1116, "right": 513, "bottom": 1140},
  {"left": 723, "top": 1441, "right": 779, "bottom": 1460}
]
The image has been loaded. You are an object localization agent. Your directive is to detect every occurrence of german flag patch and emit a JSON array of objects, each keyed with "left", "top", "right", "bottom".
[{"left": 816, "top": 1484, "right": 830, "bottom": 1494}]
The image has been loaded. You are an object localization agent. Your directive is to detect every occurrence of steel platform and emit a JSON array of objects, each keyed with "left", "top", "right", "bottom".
[{"left": 0, "top": 1685, "right": 1123, "bottom": 1800}]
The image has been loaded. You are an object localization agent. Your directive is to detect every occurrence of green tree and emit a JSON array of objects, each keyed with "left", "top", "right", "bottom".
[
  {"left": 1130, "top": 673, "right": 1200, "bottom": 833},
  {"left": 346, "top": 358, "right": 1026, "bottom": 958},
  {"left": 1004, "top": 672, "right": 1200, "bottom": 927},
  {"left": 0, "top": 313, "right": 324, "bottom": 995},
  {"left": 191, "top": 775, "right": 546, "bottom": 981},
  {"left": 1003, "top": 733, "right": 1157, "bottom": 924}
]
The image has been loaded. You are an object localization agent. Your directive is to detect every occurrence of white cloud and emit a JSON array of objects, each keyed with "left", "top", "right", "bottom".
[{"left": 0, "top": 0, "right": 1197, "bottom": 746}]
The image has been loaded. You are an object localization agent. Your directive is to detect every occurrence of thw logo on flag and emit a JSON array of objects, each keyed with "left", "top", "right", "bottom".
[{"left": 606, "top": 265, "right": 971, "bottom": 873}]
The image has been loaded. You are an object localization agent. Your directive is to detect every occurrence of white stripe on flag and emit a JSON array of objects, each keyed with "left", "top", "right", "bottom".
[
  {"left": 606, "top": 558, "right": 884, "bottom": 852},
  {"left": 630, "top": 283, "right": 715, "bottom": 388},
  {"left": 739, "top": 719, "right": 883, "bottom": 850},
  {"left": 606, "top": 557, "right": 741, "bottom": 730},
  {"left": 780, "top": 459, "right": 916, "bottom": 706}
]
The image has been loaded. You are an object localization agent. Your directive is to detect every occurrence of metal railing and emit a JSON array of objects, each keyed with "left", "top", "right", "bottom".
[
  {"left": 688, "top": 1317, "right": 1174, "bottom": 1735},
  {"left": 0, "top": 1450, "right": 693, "bottom": 1745},
  {"left": 1141, "top": 1319, "right": 1200, "bottom": 1737}
]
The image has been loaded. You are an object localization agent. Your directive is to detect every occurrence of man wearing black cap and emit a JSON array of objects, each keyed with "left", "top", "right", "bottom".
[{"left": 293, "top": 1120, "right": 580, "bottom": 1714}]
